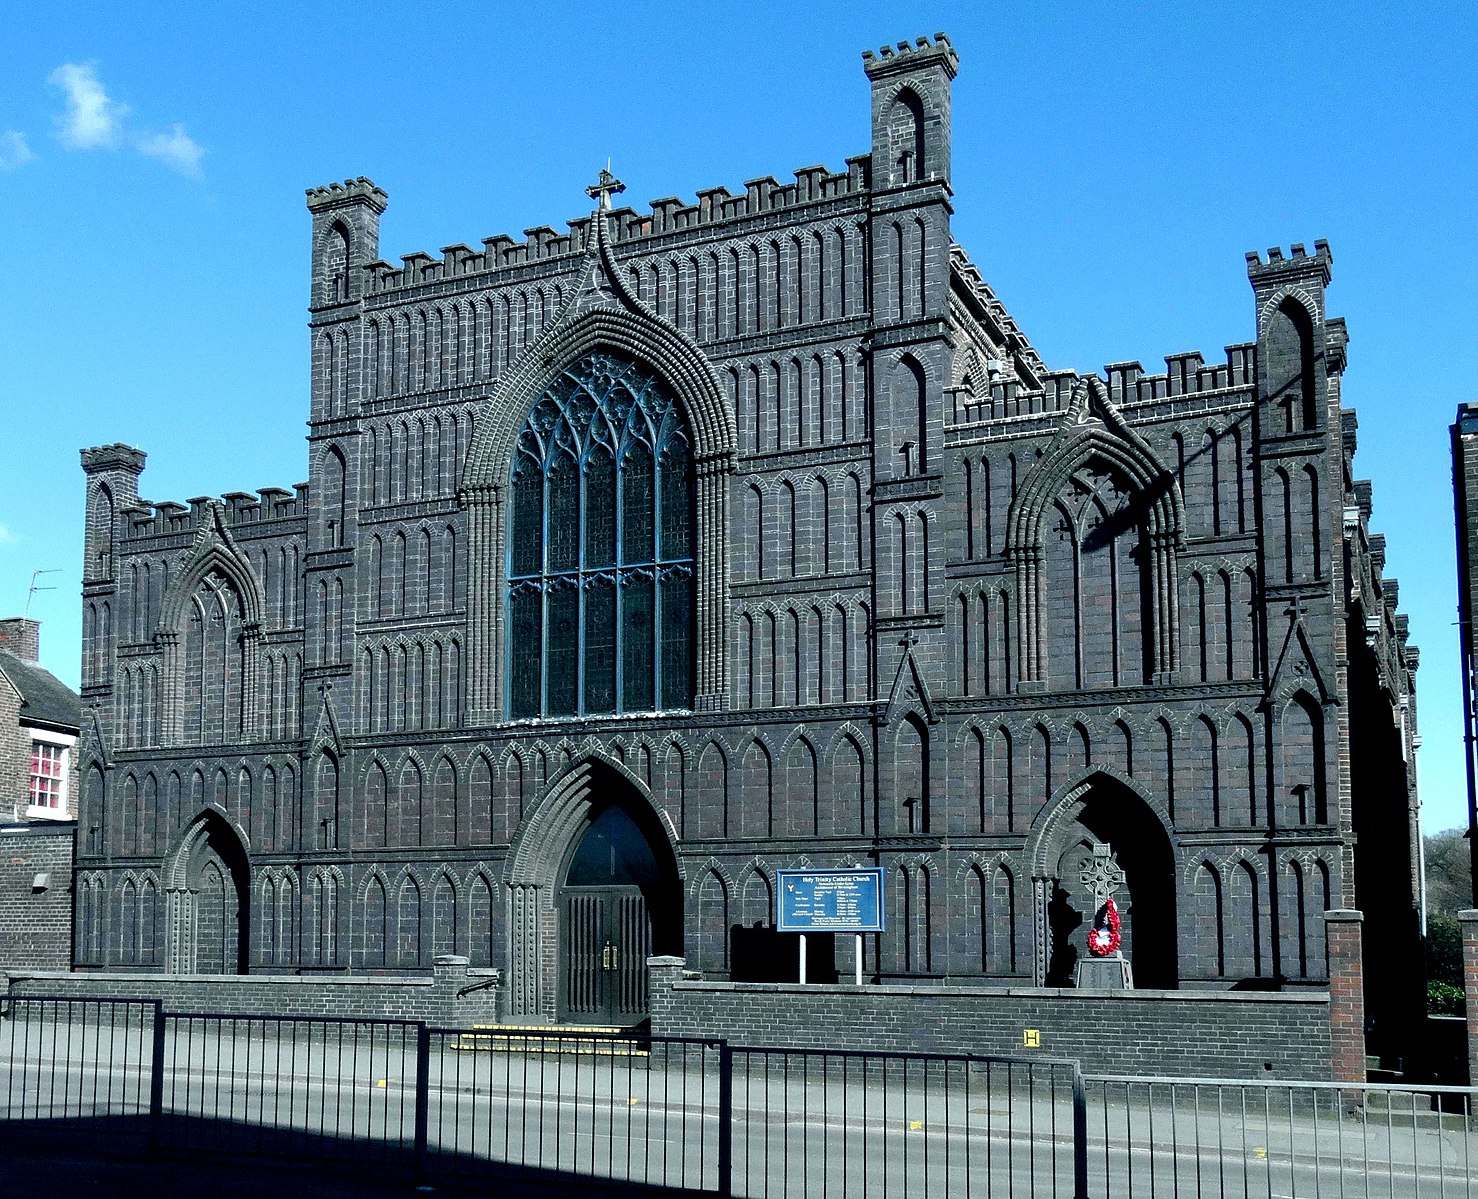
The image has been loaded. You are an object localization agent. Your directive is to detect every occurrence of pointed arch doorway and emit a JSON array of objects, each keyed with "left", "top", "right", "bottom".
[
  {"left": 165, "top": 810, "right": 250, "bottom": 974},
  {"left": 1027, "top": 772, "right": 1178, "bottom": 988},
  {"left": 506, "top": 757, "right": 682, "bottom": 1026},
  {"left": 559, "top": 806, "right": 666, "bottom": 1023}
]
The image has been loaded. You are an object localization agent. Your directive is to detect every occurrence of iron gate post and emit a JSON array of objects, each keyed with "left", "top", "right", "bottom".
[
  {"left": 413, "top": 1022, "right": 431, "bottom": 1184},
  {"left": 717, "top": 1040, "right": 733, "bottom": 1197},
  {"left": 1072, "top": 1065, "right": 1089, "bottom": 1199},
  {"left": 147, "top": 1001, "right": 166, "bottom": 1156}
]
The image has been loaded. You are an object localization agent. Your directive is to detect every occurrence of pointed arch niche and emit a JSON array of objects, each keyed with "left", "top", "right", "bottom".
[
  {"left": 1007, "top": 397, "right": 1182, "bottom": 690},
  {"left": 462, "top": 306, "right": 736, "bottom": 721},
  {"left": 164, "top": 809, "right": 250, "bottom": 974},
  {"left": 158, "top": 528, "right": 266, "bottom": 745},
  {"left": 1025, "top": 770, "right": 1178, "bottom": 989}
]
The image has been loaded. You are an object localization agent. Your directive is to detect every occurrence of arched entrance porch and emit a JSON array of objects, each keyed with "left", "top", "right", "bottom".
[
  {"left": 1026, "top": 770, "right": 1178, "bottom": 988},
  {"left": 505, "top": 756, "right": 683, "bottom": 1025}
]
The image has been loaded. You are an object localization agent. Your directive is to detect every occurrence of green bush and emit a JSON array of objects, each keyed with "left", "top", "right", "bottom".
[
  {"left": 1425, "top": 916, "right": 1465, "bottom": 987},
  {"left": 1428, "top": 980, "right": 1467, "bottom": 1017}
]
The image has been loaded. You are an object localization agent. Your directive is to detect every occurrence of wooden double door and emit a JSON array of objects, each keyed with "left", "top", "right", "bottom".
[{"left": 559, "top": 886, "right": 651, "bottom": 1025}]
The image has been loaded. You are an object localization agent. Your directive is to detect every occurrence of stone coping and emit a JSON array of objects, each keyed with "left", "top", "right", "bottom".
[
  {"left": 4, "top": 970, "right": 454, "bottom": 988},
  {"left": 667, "top": 978, "right": 1330, "bottom": 1005}
]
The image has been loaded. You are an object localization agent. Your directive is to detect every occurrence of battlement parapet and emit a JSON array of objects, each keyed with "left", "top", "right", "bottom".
[
  {"left": 81, "top": 444, "right": 146, "bottom": 475},
  {"left": 1353, "top": 479, "right": 1374, "bottom": 523},
  {"left": 953, "top": 339, "right": 1259, "bottom": 427},
  {"left": 116, "top": 484, "right": 309, "bottom": 540},
  {"left": 1325, "top": 316, "right": 1348, "bottom": 371},
  {"left": 357, "top": 157, "right": 870, "bottom": 297},
  {"left": 1340, "top": 409, "right": 1358, "bottom": 460},
  {"left": 306, "top": 177, "right": 388, "bottom": 215},
  {"left": 1104, "top": 344, "right": 1258, "bottom": 407},
  {"left": 949, "top": 244, "right": 1046, "bottom": 378},
  {"left": 1246, "top": 240, "right": 1332, "bottom": 287},
  {"left": 861, "top": 33, "right": 958, "bottom": 81}
]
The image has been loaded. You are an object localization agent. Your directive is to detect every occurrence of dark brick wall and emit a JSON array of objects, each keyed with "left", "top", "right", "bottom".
[
  {"left": 4, "top": 955, "right": 498, "bottom": 1025},
  {"left": 648, "top": 958, "right": 1333, "bottom": 1080},
  {"left": 0, "top": 824, "right": 75, "bottom": 969}
]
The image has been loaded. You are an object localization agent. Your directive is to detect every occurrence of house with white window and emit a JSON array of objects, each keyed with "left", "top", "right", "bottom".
[
  {"left": 0, "top": 618, "right": 80, "bottom": 823},
  {"left": 0, "top": 617, "right": 79, "bottom": 969}
]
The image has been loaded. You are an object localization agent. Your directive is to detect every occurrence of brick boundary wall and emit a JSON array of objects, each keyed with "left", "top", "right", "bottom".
[
  {"left": 647, "top": 957, "right": 1334, "bottom": 1080},
  {"left": 1461, "top": 909, "right": 1478, "bottom": 1086},
  {"left": 3, "top": 956, "right": 500, "bottom": 1026},
  {"left": 1324, "top": 909, "right": 1366, "bottom": 1083},
  {"left": 0, "top": 825, "right": 75, "bottom": 970}
]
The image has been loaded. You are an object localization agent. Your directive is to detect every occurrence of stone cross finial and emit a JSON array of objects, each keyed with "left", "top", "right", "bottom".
[
  {"left": 586, "top": 166, "right": 625, "bottom": 211},
  {"left": 1078, "top": 842, "right": 1125, "bottom": 908}
]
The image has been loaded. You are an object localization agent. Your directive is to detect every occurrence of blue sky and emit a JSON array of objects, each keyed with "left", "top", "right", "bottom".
[{"left": 2, "top": 2, "right": 1474, "bottom": 831}]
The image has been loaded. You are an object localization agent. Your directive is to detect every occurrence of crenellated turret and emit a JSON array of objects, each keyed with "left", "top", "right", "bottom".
[
  {"left": 306, "top": 177, "right": 387, "bottom": 308},
  {"left": 863, "top": 34, "right": 958, "bottom": 190}
]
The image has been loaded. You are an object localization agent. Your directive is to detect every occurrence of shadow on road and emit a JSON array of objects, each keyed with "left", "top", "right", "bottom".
[{"left": 0, "top": 1114, "right": 712, "bottom": 1198}]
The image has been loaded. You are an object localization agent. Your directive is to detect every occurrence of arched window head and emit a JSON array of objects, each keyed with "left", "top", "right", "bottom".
[
  {"left": 1265, "top": 298, "right": 1317, "bottom": 432},
  {"left": 323, "top": 222, "right": 350, "bottom": 303},
  {"left": 507, "top": 351, "right": 694, "bottom": 719},
  {"left": 891, "top": 88, "right": 926, "bottom": 185}
]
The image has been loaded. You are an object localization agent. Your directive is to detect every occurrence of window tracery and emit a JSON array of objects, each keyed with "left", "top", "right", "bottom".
[{"left": 508, "top": 352, "right": 694, "bottom": 718}]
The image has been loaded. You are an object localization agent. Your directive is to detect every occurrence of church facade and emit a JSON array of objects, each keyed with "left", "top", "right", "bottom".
[{"left": 75, "top": 35, "right": 1423, "bottom": 1042}]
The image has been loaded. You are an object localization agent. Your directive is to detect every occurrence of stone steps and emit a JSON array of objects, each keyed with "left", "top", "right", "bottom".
[{"left": 449, "top": 1023, "right": 649, "bottom": 1056}]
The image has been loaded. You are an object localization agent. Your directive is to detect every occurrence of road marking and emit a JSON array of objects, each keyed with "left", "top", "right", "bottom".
[{"left": 908, "top": 1120, "right": 922, "bottom": 1131}]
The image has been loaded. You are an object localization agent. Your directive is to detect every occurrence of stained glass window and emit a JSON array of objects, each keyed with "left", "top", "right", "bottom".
[{"left": 507, "top": 352, "right": 695, "bottom": 718}]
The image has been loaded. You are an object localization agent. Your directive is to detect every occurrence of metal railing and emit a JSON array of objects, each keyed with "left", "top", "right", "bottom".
[
  {"left": 0, "top": 995, "right": 155, "bottom": 1146},
  {"left": 730, "top": 1046, "right": 1084, "bottom": 1197},
  {"left": 1086, "top": 1074, "right": 1478, "bottom": 1198},
  {"left": 423, "top": 1027, "right": 722, "bottom": 1190},
  {"left": 159, "top": 1012, "right": 420, "bottom": 1162},
  {"left": 4, "top": 995, "right": 1476, "bottom": 1197}
]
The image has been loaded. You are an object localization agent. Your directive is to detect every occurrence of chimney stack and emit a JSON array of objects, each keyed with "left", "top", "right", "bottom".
[{"left": 0, "top": 618, "right": 41, "bottom": 661}]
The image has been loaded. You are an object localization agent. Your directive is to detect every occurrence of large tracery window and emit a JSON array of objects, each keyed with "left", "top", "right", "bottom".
[{"left": 508, "top": 352, "right": 694, "bottom": 719}]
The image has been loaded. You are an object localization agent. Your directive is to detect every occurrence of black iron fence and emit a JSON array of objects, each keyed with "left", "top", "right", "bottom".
[
  {"left": 1085, "top": 1073, "right": 1478, "bottom": 1198},
  {"left": 3, "top": 995, "right": 1476, "bottom": 1197}
]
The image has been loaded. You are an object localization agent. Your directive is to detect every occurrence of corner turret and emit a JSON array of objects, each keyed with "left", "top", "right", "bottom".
[
  {"left": 863, "top": 34, "right": 958, "bottom": 189},
  {"left": 79, "top": 444, "right": 146, "bottom": 584},
  {"left": 306, "top": 177, "right": 387, "bottom": 307},
  {"left": 1248, "top": 241, "right": 1335, "bottom": 439}
]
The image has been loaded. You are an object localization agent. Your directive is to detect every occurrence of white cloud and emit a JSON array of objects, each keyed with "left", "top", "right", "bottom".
[
  {"left": 0, "top": 130, "right": 33, "bottom": 171},
  {"left": 0, "top": 523, "right": 17, "bottom": 545},
  {"left": 46, "top": 63, "right": 205, "bottom": 180},
  {"left": 134, "top": 123, "right": 204, "bottom": 179},
  {"left": 49, "top": 62, "right": 128, "bottom": 149}
]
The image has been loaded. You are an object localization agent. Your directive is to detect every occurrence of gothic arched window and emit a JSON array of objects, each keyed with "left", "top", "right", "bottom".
[{"left": 508, "top": 351, "right": 694, "bottom": 718}]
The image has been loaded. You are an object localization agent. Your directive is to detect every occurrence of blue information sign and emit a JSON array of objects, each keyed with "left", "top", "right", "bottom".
[{"left": 776, "top": 868, "right": 885, "bottom": 933}]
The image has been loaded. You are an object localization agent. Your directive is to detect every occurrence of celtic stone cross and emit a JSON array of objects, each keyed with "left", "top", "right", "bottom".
[{"left": 1078, "top": 842, "right": 1124, "bottom": 909}]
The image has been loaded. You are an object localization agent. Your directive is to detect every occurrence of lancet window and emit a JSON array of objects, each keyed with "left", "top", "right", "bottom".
[{"left": 507, "top": 352, "right": 694, "bottom": 718}]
